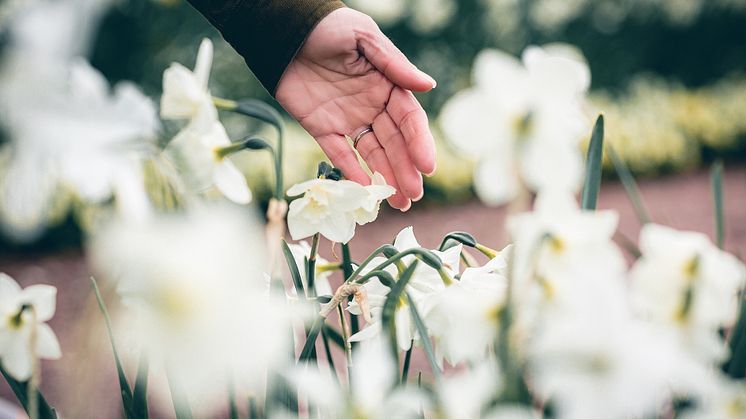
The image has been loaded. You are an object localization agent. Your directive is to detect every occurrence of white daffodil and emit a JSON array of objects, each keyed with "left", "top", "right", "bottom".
[
  {"left": 288, "top": 337, "right": 426, "bottom": 419},
  {"left": 90, "top": 207, "right": 295, "bottom": 414},
  {"left": 0, "top": 57, "right": 159, "bottom": 239},
  {"left": 439, "top": 44, "right": 590, "bottom": 205},
  {"left": 507, "top": 190, "right": 626, "bottom": 311},
  {"left": 527, "top": 280, "right": 707, "bottom": 419},
  {"left": 287, "top": 240, "right": 334, "bottom": 297},
  {"left": 164, "top": 117, "right": 252, "bottom": 204},
  {"left": 348, "top": 226, "right": 461, "bottom": 351},
  {"left": 427, "top": 248, "right": 509, "bottom": 365},
  {"left": 0, "top": 273, "right": 61, "bottom": 381},
  {"left": 630, "top": 223, "right": 746, "bottom": 363},
  {"left": 160, "top": 38, "right": 216, "bottom": 124},
  {"left": 287, "top": 173, "right": 394, "bottom": 244}
]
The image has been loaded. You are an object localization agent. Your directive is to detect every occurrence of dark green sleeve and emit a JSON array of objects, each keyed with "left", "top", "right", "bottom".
[{"left": 186, "top": 0, "right": 345, "bottom": 95}]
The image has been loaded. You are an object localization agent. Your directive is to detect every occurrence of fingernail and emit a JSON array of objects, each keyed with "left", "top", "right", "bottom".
[
  {"left": 399, "top": 200, "right": 412, "bottom": 212},
  {"left": 422, "top": 71, "right": 437, "bottom": 88},
  {"left": 425, "top": 164, "right": 437, "bottom": 177},
  {"left": 412, "top": 189, "right": 424, "bottom": 202}
]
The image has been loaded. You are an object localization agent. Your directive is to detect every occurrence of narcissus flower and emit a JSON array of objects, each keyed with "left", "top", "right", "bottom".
[
  {"left": 427, "top": 248, "right": 510, "bottom": 365},
  {"left": 439, "top": 44, "right": 590, "bottom": 205},
  {"left": 630, "top": 223, "right": 746, "bottom": 362},
  {"left": 164, "top": 117, "right": 252, "bottom": 204},
  {"left": 0, "top": 273, "right": 61, "bottom": 381},
  {"left": 287, "top": 173, "right": 394, "bottom": 244},
  {"left": 90, "top": 207, "right": 295, "bottom": 414},
  {"left": 160, "top": 38, "right": 216, "bottom": 125},
  {"left": 348, "top": 227, "right": 461, "bottom": 351}
]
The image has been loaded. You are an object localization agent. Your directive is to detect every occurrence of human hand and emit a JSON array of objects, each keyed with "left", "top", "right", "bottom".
[{"left": 275, "top": 7, "right": 437, "bottom": 211}]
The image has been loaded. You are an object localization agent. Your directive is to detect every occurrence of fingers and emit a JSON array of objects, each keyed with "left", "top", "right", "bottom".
[
  {"left": 354, "top": 131, "right": 411, "bottom": 210},
  {"left": 372, "top": 111, "right": 424, "bottom": 201},
  {"left": 315, "top": 134, "right": 370, "bottom": 185},
  {"left": 356, "top": 23, "right": 436, "bottom": 93},
  {"left": 386, "top": 87, "right": 437, "bottom": 176}
]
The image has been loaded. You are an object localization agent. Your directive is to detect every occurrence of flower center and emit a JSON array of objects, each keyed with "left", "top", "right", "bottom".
[
  {"left": 511, "top": 111, "right": 534, "bottom": 141},
  {"left": 6, "top": 303, "right": 32, "bottom": 330}
]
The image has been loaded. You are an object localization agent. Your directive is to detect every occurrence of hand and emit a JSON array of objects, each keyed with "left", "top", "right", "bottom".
[{"left": 275, "top": 7, "right": 437, "bottom": 211}]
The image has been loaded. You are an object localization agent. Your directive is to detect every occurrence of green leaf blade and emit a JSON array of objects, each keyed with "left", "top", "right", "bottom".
[{"left": 581, "top": 115, "right": 605, "bottom": 211}]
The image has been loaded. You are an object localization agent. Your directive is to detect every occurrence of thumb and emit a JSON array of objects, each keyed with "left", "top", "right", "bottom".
[{"left": 357, "top": 24, "right": 437, "bottom": 92}]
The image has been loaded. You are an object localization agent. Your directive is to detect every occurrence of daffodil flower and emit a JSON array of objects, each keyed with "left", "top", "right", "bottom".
[
  {"left": 0, "top": 273, "right": 61, "bottom": 381},
  {"left": 164, "top": 118, "right": 252, "bottom": 204},
  {"left": 286, "top": 173, "right": 394, "bottom": 244},
  {"left": 348, "top": 226, "right": 461, "bottom": 351},
  {"left": 439, "top": 44, "right": 590, "bottom": 205},
  {"left": 160, "top": 38, "right": 216, "bottom": 125},
  {"left": 630, "top": 223, "right": 746, "bottom": 362}
]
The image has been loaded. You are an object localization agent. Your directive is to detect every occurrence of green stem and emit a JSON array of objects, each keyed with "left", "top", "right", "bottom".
[
  {"left": 341, "top": 243, "right": 360, "bottom": 344},
  {"left": 212, "top": 97, "right": 239, "bottom": 110},
  {"left": 475, "top": 243, "right": 498, "bottom": 259},
  {"left": 350, "top": 248, "right": 442, "bottom": 285},
  {"left": 336, "top": 305, "right": 353, "bottom": 387}
]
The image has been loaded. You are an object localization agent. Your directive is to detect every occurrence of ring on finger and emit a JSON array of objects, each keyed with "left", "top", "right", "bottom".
[{"left": 353, "top": 127, "right": 374, "bottom": 149}]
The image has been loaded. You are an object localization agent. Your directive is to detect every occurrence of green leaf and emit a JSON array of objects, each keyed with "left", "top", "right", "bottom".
[
  {"left": 607, "top": 145, "right": 651, "bottom": 224},
  {"left": 401, "top": 344, "right": 413, "bottom": 383},
  {"left": 90, "top": 277, "right": 136, "bottom": 419},
  {"left": 166, "top": 370, "right": 194, "bottom": 419},
  {"left": 406, "top": 292, "right": 441, "bottom": 380},
  {"left": 299, "top": 317, "right": 324, "bottom": 362},
  {"left": 381, "top": 261, "right": 419, "bottom": 361},
  {"left": 322, "top": 324, "right": 345, "bottom": 349},
  {"left": 228, "top": 378, "right": 240, "bottom": 419},
  {"left": 281, "top": 240, "right": 306, "bottom": 299},
  {"left": 341, "top": 243, "right": 359, "bottom": 340},
  {"left": 581, "top": 115, "right": 605, "bottom": 211},
  {"left": 724, "top": 301, "right": 746, "bottom": 378},
  {"left": 438, "top": 231, "right": 477, "bottom": 251},
  {"left": 131, "top": 352, "right": 149, "bottom": 419},
  {"left": 0, "top": 367, "right": 57, "bottom": 419},
  {"left": 711, "top": 160, "right": 725, "bottom": 249}
]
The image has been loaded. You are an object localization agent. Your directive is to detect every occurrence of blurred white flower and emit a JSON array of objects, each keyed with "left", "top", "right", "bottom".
[
  {"left": 164, "top": 117, "right": 252, "bottom": 204},
  {"left": 630, "top": 223, "right": 746, "bottom": 362},
  {"left": 348, "top": 226, "right": 461, "bottom": 351},
  {"left": 409, "top": 0, "right": 456, "bottom": 33},
  {"left": 288, "top": 337, "right": 425, "bottom": 419},
  {"left": 439, "top": 44, "right": 590, "bottom": 205},
  {"left": 507, "top": 190, "right": 626, "bottom": 310},
  {"left": 427, "top": 248, "right": 509, "bottom": 365},
  {"left": 287, "top": 241, "right": 333, "bottom": 297},
  {"left": 0, "top": 58, "right": 159, "bottom": 239},
  {"left": 681, "top": 378, "right": 746, "bottom": 419},
  {"left": 90, "top": 207, "right": 295, "bottom": 414},
  {"left": 527, "top": 280, "right": 706, "bottom": 419},
  {"left": 0, "top": 273, "right": 61, "bottom": 381},
  {"left": 438, "top": 361, "right": 502, "bottom": 419},
  {"left": 287, "top": 173, "right": 394, "bottom": 244},
  {"left": 160, "top": 38, "right": 216, "bottom": 124}
]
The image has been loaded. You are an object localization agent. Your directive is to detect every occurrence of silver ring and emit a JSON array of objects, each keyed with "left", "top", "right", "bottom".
[{"left": 353, "top": 127, "right": 374, "bottom": 149}]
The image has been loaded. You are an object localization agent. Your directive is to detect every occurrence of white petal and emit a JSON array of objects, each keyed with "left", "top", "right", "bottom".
[
  {"left": 194, "top": 38, "right": 214, "bottom": 90},
  {"left": 160, "top": 63, "right": 204, "bottom": 120},
  {"left": 473, "top": 154, "right": 518, "bottom": 206},
  {"left": 439, "top": 89, "right": 496, "bottom": 156},
  {"left": 213, "top": 161, "right": 252, "bottom": 204},
  {"left": 35, "top": 323, "right": 61, "bottom": 359},
  {"left": 287, "top": 200, "right": 319, "bottom": 241},
  {"left": 1, "top": 335, "right": 33, "bottom": 381},
  {"left": 20, "top": 285, "right": 56, "bottom": 322},
  {"left": 0, "top": 273, "right": 22, "bottom": 295},
  {"left": 394, "top": 226, "right": 420, "bottom": 250},
  {"left": 317, "top": 213, "right": 356, "bottom": 244},
  {"left": 348, "top": 321, "right": 382, "bottom": 343}
]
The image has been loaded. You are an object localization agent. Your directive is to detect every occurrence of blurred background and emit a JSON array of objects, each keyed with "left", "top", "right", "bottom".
[
  {"left": 1, "top": 0, "right": 746, "bottom": 416},
  {"left": 2, "top": 0, "right": 746, "bottom": 253}
]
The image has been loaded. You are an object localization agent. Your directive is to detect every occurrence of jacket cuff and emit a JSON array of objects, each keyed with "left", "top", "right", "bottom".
[{"left": 200, "top": 0, "right": 346, "bottom": 95}]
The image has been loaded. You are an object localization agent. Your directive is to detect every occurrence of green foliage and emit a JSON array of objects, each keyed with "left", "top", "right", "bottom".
[{"left": 581, "top": 115, "right": 605, "bottom": 211}]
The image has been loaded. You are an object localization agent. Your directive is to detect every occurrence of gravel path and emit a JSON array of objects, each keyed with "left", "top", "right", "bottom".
[{"left": 1, "top": 166, "right": 744, "bottom": 418}]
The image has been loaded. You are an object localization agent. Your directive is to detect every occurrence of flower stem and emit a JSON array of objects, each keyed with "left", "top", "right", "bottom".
[
  {"left": 475, "top": 243, "right": 499, "bottom": 259},
  {"left": 336, "top": 305, "right": 353, "bottom": 388}
]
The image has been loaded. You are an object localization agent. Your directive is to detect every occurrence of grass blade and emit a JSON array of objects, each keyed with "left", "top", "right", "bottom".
[
  {"left": 381, "top": 261, "right": 419, "bottom": 362},
  {"left": 0, "top": 367, "right": 57, "bottom": 419},
  {"left": 711, "top": 160, "right": 725, "bottom": 249},
  {"left": 581, "top": 115, "right": 605, "bottom": 211},
  {"left": 281, "top": 240, "right": 306, "bottom": 299},
  {"left": 131, "top": 352, "right": 149, "bottom": 419},
  {"left": 299, "top": 317, "right": 324, "bottom": 362},
  {"left": 406, "top": 292, "right": 441, "bottom": 380},
  {"left": 401, "top": 343, "right": 413, "bottom": 384},
  {"left": 90, "top": 277, "right": 136, "bottom": 418},
  {"left": 607, "top": 145, "right": 651, "bottom": 224}
]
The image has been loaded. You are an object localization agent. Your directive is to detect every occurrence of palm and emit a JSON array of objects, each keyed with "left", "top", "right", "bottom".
[{"left": 276, "top": 7, "right": 437, "bottom": 210}]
